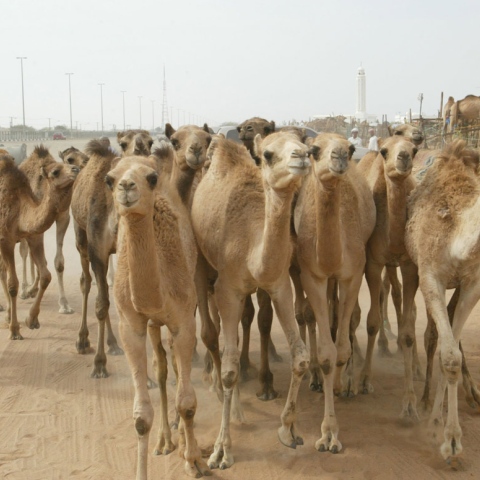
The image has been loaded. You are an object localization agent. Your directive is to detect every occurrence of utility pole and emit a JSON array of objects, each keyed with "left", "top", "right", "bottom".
[
  {"left": 161, "top": 65, "right": 169, "bottom": 128},
  {"left": 66, "top": 73, "right": 74, "bottom": 138},
  {"left": 16, "top": 57, "right": 27, "bottom": 139}
]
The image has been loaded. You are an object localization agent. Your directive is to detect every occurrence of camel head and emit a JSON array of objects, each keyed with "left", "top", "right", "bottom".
[
  {"left": 380, "top": 136, "right": 417, "bottom": 179},
  {"left": 393, "top": 124, "right": 424, "bottom": 147},
  {"left": 117, "top": 130, "right": 153, "bottom": 157},
  {"left": 59, "top": 146, "right": 89, "bottom": 169},
  {"left": 165, "top": 123, "right": 212, "bottom": 170},
  {"left": 254, "top": 131, "right": 310, "bottom": 190},
  {"left": 105, "top": 156, "right": 158, "bottom": 217},
  {"left": 237, "top": 117, "right": 275, "bottom": 164},
  {"left": 307, "top": 133, "right": 353, "bottom": 183}
]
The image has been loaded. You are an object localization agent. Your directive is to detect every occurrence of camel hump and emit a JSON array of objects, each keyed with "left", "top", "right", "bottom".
[
  {"left": 33, "top": 144, "right": 51, "bottom": 159},
  {"left": 85, "top": 139, "right": 116, "bottom": 158}
]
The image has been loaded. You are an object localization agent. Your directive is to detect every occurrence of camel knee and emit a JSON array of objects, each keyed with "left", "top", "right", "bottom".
[
  {"left": 39, "top": 272, "right": 52, "bottom": 290},
  {"left": 292, "top": 345, "right": 309, "bottom": 376},
  {"left": 176, "top": 390, "right": 197, "bottom": 422},
  {"left": 95, "top": 299, "right": 110, "bottom": 320},
  {"left": 336, "top": 344, "right": 351, "bottom": 367},
  {"left": 399, "top": 332, "right": 415, "bottom": 349},
  {"left": 221, "top": 368, "right": 239, "bottom": 389},
  {"left": 318, "top": 345, "right": 336, "bottom": 375},
  {"left": 54, "top": 257, "right": 64, "bottom": 273},
  {"left": 200, "top": 326, "right": 219, "bottom": 354}
]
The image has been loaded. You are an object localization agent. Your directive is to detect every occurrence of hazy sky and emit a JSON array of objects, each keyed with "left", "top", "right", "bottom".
[{"left": 2, "top": 0, "right": 478, "bottom": 131}]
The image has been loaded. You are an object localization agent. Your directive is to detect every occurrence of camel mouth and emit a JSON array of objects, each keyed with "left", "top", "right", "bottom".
[
  {"left": 287, "top": 160, "right": 310, "bottom": 176},
  {"left": 328, "top": 166, "right": 347, "bottom": 176},
  {"left": 186, "top": 158, "right": 204, "bottom": 170}
]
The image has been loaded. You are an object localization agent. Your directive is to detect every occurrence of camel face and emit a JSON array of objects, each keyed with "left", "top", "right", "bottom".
[
  {"left": 106, "top": 157, "right": 158, "bottom": 217},
  {"left": 117, "top": 130, "right": 153, "bottom": 157},
  {"left": 41, "top": 161, "right": 79, "bottom": 190},
  {"left": 309, "top": 133, "right": 352, "bottom": 180},
  {"left": 59, "top": 147, "right": 89, "bottom": 168},
  {"left": 393, "top": 124, "right": 424, "bottom": 147},
  {"left": 380, "top": 137, "right": 417, "bottom": 179},
  {"left": 167, "top": 125, "right": 212, "bottom": 170},
  {"left": 237, "top": 117, "right": 275, "bottom": 143},
  {"left": 254, "top": 132, "right": 310, "bottom": 190}
]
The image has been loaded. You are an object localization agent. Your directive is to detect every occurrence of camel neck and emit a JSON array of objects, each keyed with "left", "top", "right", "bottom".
[
  {"left": 386, "top": 177, "right": 408, "bottom": 255},
  {"left": 170, "top": 161, "right": 197, "bottom": 206},
  {"left": 20, "top": 182, "right": 60, "bottom": 235},
  {"left": 121, "top": 213, "right": 164, "bottom": 314},
  {"left": 314, "top": 176, "right": 343, "bottom": 272},
  {"left": 251, "top": 183, "right": 294, "bottom": 281}
]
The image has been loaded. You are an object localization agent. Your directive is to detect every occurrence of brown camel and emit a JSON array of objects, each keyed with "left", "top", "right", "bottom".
[
  {"left": 449, "top": 94, "right": 480, "bottom": 132},
  {"left": 294, "top": 132, "right": 375, "bottom": 452},
  {"left": 443, "top": 96, "right": 455, "bottom": 132},
  {"left": 71, "top": 135, "right": 154, "bottom": 377},
  {"left": 191, "top": 133, "right": 311, "bottom": 469},
  {"left": 19, "top": 146, "right": 88, "bottom": 312},
  {"left": 106, "top": 152, "right": 209, "bottom": 479},
  {"left": 236, "top": 116, "right": 276, "bottom": 165},
  {"left": 0, "top": 149, "right": 78, "bottom": 339},
  {"left": 356, "top": 136, "right": 422, "bottom": 419},
  {"left": 405, "top": 139, "right": 480, "bottom": 465}
]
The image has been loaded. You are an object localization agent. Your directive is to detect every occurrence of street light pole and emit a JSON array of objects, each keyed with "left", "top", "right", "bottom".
[
  {"left": 98, "top": 83, "right": 105, "bottom": 134},
  {"left": 66, "top": 73, "right": 74, "bottom": 138},
  {"left": 138, "top": 96, "right": 143, "bottom": 129},
  {"left": 121, "top": 91, "right": 126, "bottom": 131},
  {"left": 16, "top": 56, "right": 27, "bottom": 139}
]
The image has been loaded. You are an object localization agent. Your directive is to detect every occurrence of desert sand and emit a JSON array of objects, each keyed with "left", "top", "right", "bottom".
[{"left": 0, "top": 138, "right": 479, "bottom": 479}]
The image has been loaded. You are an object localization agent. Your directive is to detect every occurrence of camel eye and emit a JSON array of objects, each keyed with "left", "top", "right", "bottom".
[
  {"left": 51, "top": 168, "right": 61, "bottom": 177},
  {"left": 171, "top": 139, "right": 180, "bottom": 150},
  {"left": 263, "top": 150, "right": 274, "bottom": 164},
  {"left": 148, "top": 141, "right": 153, "bottom": 148},
  {"left": 120, "top": 142, "right": 127, "bottom": 150},
  {"left": 146, "top": 172, "right": 158, "bottom": 189},
  {"left": 67, "top": 158, "right": 75, "bottom": 164}
]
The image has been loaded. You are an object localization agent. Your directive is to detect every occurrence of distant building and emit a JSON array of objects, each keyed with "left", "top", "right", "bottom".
[{"left": 313, "top": 65, "right": 378, "bottom": 125}]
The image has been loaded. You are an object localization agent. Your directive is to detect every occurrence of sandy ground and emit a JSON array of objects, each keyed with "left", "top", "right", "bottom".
[{"left": 0, "top": 138, "right": 479, "bottom": 479}]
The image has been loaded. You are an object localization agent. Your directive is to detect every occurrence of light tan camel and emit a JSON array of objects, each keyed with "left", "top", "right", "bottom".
[
  {"left": 0, "top": 150, "right": 78, "bottom": 339},
  {"left": 449, "top": 94, "right": 480, "bottom": 132},
  {"left": 71, "top": 137, "right": 149, "bottom": 377},
  {"left": 106, "top": 152, "right": 209, "bottom": 479},
  {"left": 294, "top": 132, "right": 375, "bottom": 452},
  {"left": 191, "top": 133, "right": 310, "bottom": 469},
  {"left": 356, "top": 137, "right": 422, "bottom": 420},
  {"left": 405, "top": 139, "right": 480, "bottom": 465},
  {"left": 19, "top": 146, "right": 88, "bottom": 312}
]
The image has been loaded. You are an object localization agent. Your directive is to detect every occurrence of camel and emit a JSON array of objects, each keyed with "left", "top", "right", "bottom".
[
  {"left": 0, "top": 150, "right": 78, "bottom": 340},
  {"left": 191, "top": 133, "right": 311, "bottom": 469},
  {"left": 236, "top": 117, "right": 276, "bottom": 165},
  {"left": 405, "top": 139, "right": 480, "bottom": 465},
  {"left": 70, "top": 135, "right": 154, "bottom": 378},
  {"left": 443, "top": 96, "right": 455, "bottom": 132},
  {"left": 106, "top": 152, "right": 209, "bottom": 479},
  {"left": 19, "top": 146, "right": 88, "bottom": 313},
  {"left": 294, "top": 132, "right": 375, "bottom": 452},
  {"left": 356, "top": 136, "right": 422, "bottom": 419},
  {"left": 449, "top": 94, "right": 480, "bottom": 132}
]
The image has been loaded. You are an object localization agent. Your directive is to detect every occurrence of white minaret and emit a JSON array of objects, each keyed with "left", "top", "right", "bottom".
[{"left": 356, "top": 65, "right": 366, "bottom": 119}]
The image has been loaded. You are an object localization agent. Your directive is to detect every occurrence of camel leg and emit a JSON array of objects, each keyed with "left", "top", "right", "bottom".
[
  {"left": 425, "top": 276, "right": 480, "bottom": 464},
  {"left": 269, "top": 277, "right": 309, "bottom": 449},
  {"left": 256, "top": 288, "right": 278, "bottom": 401},
  {"left": 208, "top": 279, "right": 244, "bottom": 470},
  {"left": 19, "top": 239, "right": 30, "bottom": 300},
  {"left": 334, "top": 274, "right": 363, "bottom": 398},
  {"left": 0, "top": 266, "right": 10, "bottom": 320},
  {"left": 171, "top": 312, "right": 211, "bottom": 478},
  {"left": 421, "top": 309, "right": 438, "bottom": 411},
  {"left": 24, "top": 235, "right": 51, "bottom": 330},
  {"left": 118, "top": 313, "right": 152, "bottom": 480},
  {"left": 378, "top": 266, "right": 400, "bottom": 355},
  {"left": 0, "top": 241, "right": 22, "bottom": 340},
  {"left": 359, "top": 258, "right": 384, "bottom": 394},
  {"left": 55, "top": 211, "right": 74, "bottom": 314},
  {"left": 196, "top": 253, "right": 222, "bottom": 400},
  {"left": 289, "top": 265, "right": 320, "bottom": 392},
  {"left": 75, "top": 223, "right": 92, "bottom": 354},
  {"left": 239, "top": 294, "right": 257, "bottom": 381},
  {"left": 107, "top": 254, "right": 115, "bottom": 287},
  {"left": 301, "top": 272, "right": 341, "bottom": 453},
  {"left": 90, "top": 250, "right": 123, "bottom": 378},
  {"left": 398, "top": 261, "right": 420, "bottom": 421},
  {"left": 147, "top": 323, "right": 175, "bottom": 455}
]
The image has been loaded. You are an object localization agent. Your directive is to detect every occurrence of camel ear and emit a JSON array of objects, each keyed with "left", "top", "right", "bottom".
[
  {"left": 308, "top": 145, "right": 320, "bottom": 161},
  {"left": 348, "top": 144, "right": 355, "bottom": 160},
  {"left": 236, "top": 125, "right": 242, "bottom": 133},
  {"left": 111, "top": 157, "right": 122, "bottom": 170},
  {"left": 59, "top": 151, "right": 64, "bottom": 160},
  {"left": 412, "top": 147, "right": 418, "bottom": 158},
  {"left": 264, "top": 121, "right": 275, "bottom": 136},
  {"left": 253, "top": 133, "right": 263, "bottom": 159},
  {"left": 40, "top": 166, "right": 48, "bottom": 178},
  {"left": 117, "top": 131, "right": 124, "bottom": 141},
  {"left": 146, "top": 172, "right": 158, "bottom": 189},
  {"left": 380, "top": 147, "right": 388, "bottom": 160},
  {"left": 165, "top": 123, "right": 175, "bottom": 139},
  {"left": 305, "top": 137, "right": 314, "bottom": 148},
  {"left": 203, "top": 123, "right": 210, "bottom": 133}
]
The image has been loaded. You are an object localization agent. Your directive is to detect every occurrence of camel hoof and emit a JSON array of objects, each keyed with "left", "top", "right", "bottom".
[
  {"left": 28, "top": 288, "right": 39, "bottom": 298},
  {"left": 361, "top": 382, "right": 374, "bottom": 394},
  {"left": 310, "top": 382, "right": 323, "bottom": 393},
  {"left": 330, "top": 445, "right": 339, "bottom": 454},
  {"left": 256, "top": 386, "right": 278, "bottom": 401},
  {"left": 25, "top": 318, "right": 40, "bottom": 330},
  {"left": 76, "top": 339, "right": 91, "bottom": 354},
  {"left": 10, "top": 332, "right": 24, "bottom": 340},
  {"left": 107, "top": 344, "right": 124, "bottom": 356},
  {"left": 59, "top": 306, "right": 74, "bottom": 314},
  {"left": 90, "top": 367, "right": 109, "bottom": 378},
  {"left": 278, "top": 426, "right": 302, "bottom": 449}
]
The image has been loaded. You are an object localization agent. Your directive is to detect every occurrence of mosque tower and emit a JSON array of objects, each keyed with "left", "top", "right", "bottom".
[{"left": 355, "top": 65, "right": 366, "bottom": 119}]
